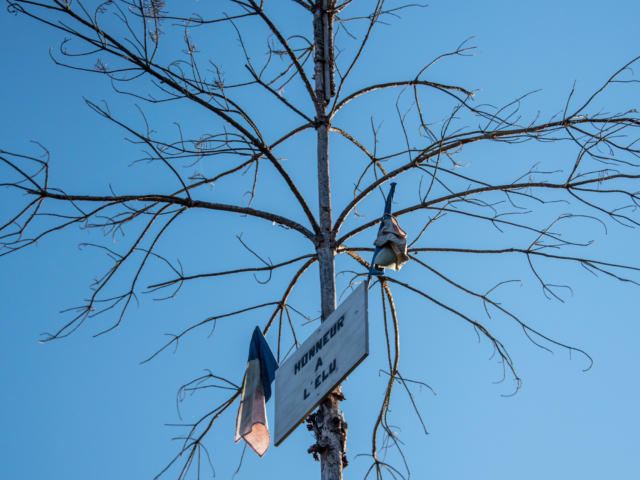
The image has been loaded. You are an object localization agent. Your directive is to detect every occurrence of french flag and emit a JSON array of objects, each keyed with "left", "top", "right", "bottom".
[{"left": 235, "top": 327, "right": 278, "bottom": 456}]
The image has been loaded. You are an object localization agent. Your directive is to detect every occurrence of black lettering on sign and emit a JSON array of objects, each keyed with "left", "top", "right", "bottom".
[
  {"left": 300, "top": 356, "right": 340, "bottom": 399},
  {"left": 309, "top": 358, "right": 338, "bottom": 392},
  {"left": 293, "top": 315, "right": 346, "bottom": 376}
]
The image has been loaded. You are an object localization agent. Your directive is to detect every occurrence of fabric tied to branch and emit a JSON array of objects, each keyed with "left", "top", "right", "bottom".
[
  {"left": 373, "top": 215, "right": 409, "bottom": 271},
  {"left": 235, "top": 327, "right": 278, "bottom": 457}
]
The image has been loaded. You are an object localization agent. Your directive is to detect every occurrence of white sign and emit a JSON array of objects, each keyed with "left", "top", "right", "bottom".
[{"left": 274, "top": 283, "right": 368, "bottom": 446}]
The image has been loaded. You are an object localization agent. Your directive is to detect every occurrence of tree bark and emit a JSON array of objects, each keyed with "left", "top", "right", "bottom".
[{"left": 311, "top": 1, "right": 346, "bottom": 480}]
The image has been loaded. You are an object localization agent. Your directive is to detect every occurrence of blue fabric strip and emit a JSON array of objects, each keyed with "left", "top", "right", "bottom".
[{"left": 247, "top": 327, "right": 279, "bottom": 402}]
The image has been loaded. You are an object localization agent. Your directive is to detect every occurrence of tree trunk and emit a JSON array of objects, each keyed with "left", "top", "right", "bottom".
[{"left": 311, "top": 2, "right": 346, "bottom": 480}]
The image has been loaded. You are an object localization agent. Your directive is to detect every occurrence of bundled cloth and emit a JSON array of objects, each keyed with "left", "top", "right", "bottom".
[
  {"left": 373, "top": 215, "right": 409, "bottom": 271},
  {"left": 235, "top": 327, "right": 278, "bottom": 457}
]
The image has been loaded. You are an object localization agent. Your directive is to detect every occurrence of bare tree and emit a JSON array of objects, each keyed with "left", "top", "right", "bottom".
[{"left": 2, "top": 1, "right": 640, "bottom": 479}]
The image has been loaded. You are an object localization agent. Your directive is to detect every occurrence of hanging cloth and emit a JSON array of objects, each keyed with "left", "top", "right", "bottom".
[
  {"left": 373, "top": 215, "right": 409, "bottom": 270},
  {"left": 369, "top": 183, "right": 409, "bottom": 276},
  {"left": 235, "top": 327, "right": 278, "bottom": 456}
]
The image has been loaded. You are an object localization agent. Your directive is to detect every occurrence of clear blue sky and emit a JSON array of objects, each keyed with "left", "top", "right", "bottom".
[{"left": 1, "top": 1, "right": 639, "bottom": 479}]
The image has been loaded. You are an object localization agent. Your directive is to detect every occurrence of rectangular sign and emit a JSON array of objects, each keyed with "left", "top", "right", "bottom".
[{"left": 274, "top": 283, "right": 368, "bottom": 446}]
